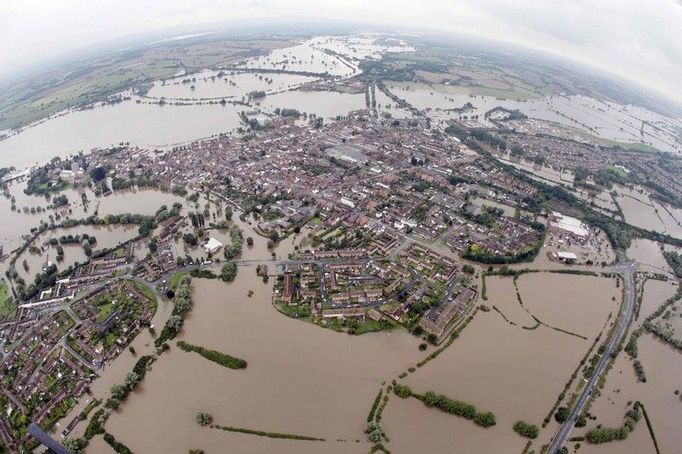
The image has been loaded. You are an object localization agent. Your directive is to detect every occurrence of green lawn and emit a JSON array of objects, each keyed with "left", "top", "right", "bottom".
[
  {"left": 0, "top": 282, "right": 15, "bottom": 320},
  {"left": 167, "top": 271, "right": 190, "bottom": 292},
  {"left": 96, "top": 303, "right": 114, "bottom": 323}
]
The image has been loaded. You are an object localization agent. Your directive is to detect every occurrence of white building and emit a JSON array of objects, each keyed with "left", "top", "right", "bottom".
[
  {"left": 549, "top": 212, "right": 589, "bottom": 239},
  {"left": 203, "top": 237, "right": 223, "bottom": 255},
  {"left": 554, "top": 251, "right": 578, "bottom": 262}
]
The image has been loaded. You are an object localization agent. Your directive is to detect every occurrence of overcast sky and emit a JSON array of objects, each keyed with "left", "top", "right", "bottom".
[{"left": 1, "top": 0, "right": 681, "bottom": 104}]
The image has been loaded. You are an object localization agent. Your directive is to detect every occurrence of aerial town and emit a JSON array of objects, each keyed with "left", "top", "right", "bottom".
[
  {"left": 0, "top": 108, "right": 649, "bottom": 451},
  {"left": 0, "top": 24, "right": 680, "bottom": 454}
]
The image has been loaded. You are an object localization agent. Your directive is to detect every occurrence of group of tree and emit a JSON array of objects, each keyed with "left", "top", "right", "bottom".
[
  {"left": 154, "top": 276, "right": 193, "bottom": 347},
  {"left": 178, "top": 340, "right": 247, "bottom": 369},
  {"left": 663, "top": 251, "right": 682, "bottom": 278},
  {"left": 189, "top": 211, "right": 206, "bottom": 229},
  {"left": 585, "top": 405, "right": 640, "bottom": 444},
  {"left": 223, "top": 225, "right": 244, "bottom": 260},
  {"left": 274, "top": 107, "right": 301, "bottom": 118},
  {"left": 513, "top": 420, "right": 539, "bottom": 439},
  {"left": 411, "top": 390, "right": 497, "bottom": 428},
  {"left": 105, "top": 369, "right": 141, "bottom": 410}
]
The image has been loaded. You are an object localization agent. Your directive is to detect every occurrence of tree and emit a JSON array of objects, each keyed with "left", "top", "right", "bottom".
[
  {"left": 220, "top": 262, "right": 238, "bottom": 282},
  {"left": 423, "top": 391, "right": 439, "bottom": 407},
  {"left": 110, "top": 384, "right": 128, "bottom": 400},
  {"left": 365, "top": 422, "right": 383, "bottom": 443},
  {"left": 554, "top": 406, "right": 570, "bottom": 423},
  {"left": 148, "top": 238, "right": 158, "bottom": 253},
  {"left": 246, "top": 236, "right": 254, "bottom": 247},
  {"left": 90, "top": 166, "right": 107, "bottom": 182},
  {"left": 63, "top": 438, "right": 87, "bottom": 453},
  {"left": 167, "top": 315, "right": 183, "bottom": 332},
  {"left": 124, "top": 371, "right": 140, "bottom": 390},
  {"left": 183, "top": 233, "right": 198, "bottom": 246},
  {"left": 393, "top": 384, "right": 413, "bottom": 399},
  {"left": 474, "top": 412, "right": 496, "bottom": 427},
  {"left": 82, "top": 240, "right": 92, "bottom": 256},
  {"left": 196, "top": 412, "right": 213, "bottom": 426}
]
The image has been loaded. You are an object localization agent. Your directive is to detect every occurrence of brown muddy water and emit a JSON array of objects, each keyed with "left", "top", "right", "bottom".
[
  {"left": 573, "top": 333, "right": 682, "bottom": 454},
  {"left": 0, "top": 184, "right": 187, "bottom": 280},
  {"left": 101, "top": 275, "right": 423, "bottom": 453},
  {"left": 571, "top": 275, "right": 681, "bottom": 454},
  {"left": 384, "top": 273, "right": 617, "bottom": 453},
  {"left": 515, "top": 272, "right": 619, "bottom": 340}
]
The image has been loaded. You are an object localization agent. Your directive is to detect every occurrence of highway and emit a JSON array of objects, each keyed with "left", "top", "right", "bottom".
[{"left": 546, "top": 260, "right": 637, "bottom": 453}]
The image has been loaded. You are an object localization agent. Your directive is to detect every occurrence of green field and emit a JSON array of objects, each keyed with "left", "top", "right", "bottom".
[
  {"left": 603, "top": 139, "right": 661, "bottom": 154},
  {"left": 0, "top": 36, "right": 293, "bottom": 131},
  {"left": 167, "top": 271, "right": 190, "bottom": 292}
]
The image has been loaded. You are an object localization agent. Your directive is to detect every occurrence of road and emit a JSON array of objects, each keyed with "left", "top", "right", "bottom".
[{"left": 546, "top": 260, "right": 637, "bottom": 453}]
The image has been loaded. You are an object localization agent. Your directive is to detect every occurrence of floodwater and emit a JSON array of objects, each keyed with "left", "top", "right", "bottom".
[
  {"left": 147, "top": 70, "right": 317, "bottom": 101},
  {"left": 386, "top": 83, "right": 681, "bottom": 153},
  {"left": 0, "top": 34, "right": 410, "bottom": 169},
  {"left": 515, "top": 272, "right": 619, "bottom": 339},
  {"left": 0, "top": 184, "right": 187, "bottom": 279},
  {"left": 15, "top": 224, "right": 138, "bottom": 283},
  {"left": 0, "top": 100, "right": 245, "bottom": 169},
  {"left": 258, "top": 89, "right": 366, "bottom": 120},
  {"left": 54, "top": 287, "right": 174, "bottom": 441},
  {"left": 383, "top": 274, "right": 616, "bottom": 452},
  {"left": 574, "top": 333, "right": 682, "bottom": 454},
  {"left": 626, "top": 239, "right": 671, "bottom": 273},
  {"left": 571, "top": 270, "right": 680, "bottom": 454},
  {"left": 103, "top": 275, "right": 423, "bottom": 453}
]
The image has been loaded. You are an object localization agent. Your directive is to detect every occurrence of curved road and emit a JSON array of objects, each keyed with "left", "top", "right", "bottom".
[{"left": 546, "top": 260, "right": 637, "bottom": 453}]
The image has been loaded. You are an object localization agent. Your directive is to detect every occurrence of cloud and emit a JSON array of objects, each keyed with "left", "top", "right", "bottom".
[{"left": 1, "top": 0, "right": 680, "bottom": 105}]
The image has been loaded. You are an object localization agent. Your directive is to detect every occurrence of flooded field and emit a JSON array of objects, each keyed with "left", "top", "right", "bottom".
[
  {"left": 0, "top": 34, "right": 412, "bottom": 169},
  {"left": 572, "top": 332, "right": 682, "bottom": 454},
  {"left": 515, "top": 272, "right": 619, "bottom": 339},
  {"left": 100, "top": 276, "right": 423, "bottom": 453},
  {"left": 0, "top": 184, "right": 187, "bottom": 279},
  {"left": 15, "top": 224, "right": 138, "bottom": 283},
  {"left": 471, "top": 196, "right": 516, "bottom": 217},
  {"left": 497, "top": 156, "right": 574, "bottom": 185},
  {"left": 386, "top": 82, "right": 681, "bottom": 153},
  {"left": 639, "top": 278, "right": 677, "bottom": 321},
  {"left": 147, "top": 70, "right": 317, "bottom": 101},
  {"left": 627, "top": 239, "right": 671, "bottom": 272},
  {"left": 374, "top": 87, "right": 413, "bottom": 119},
  {"left": 566, "top": 272, "right": 680, "bottom": 454},
  {"left": 237, "top": 41, "right": 357, "bottom": 77},
  {"left": 0, "top": 100, "right": 245, "bottom": 168},
  {"left": 383, "top": 273, "right": 616, "bottom": 452},
  {"left": 259, "top": 89, "right": 366, "bottom": 120},
  {"left": 236, "top": 35, "right": 412, "bottom": 78}
]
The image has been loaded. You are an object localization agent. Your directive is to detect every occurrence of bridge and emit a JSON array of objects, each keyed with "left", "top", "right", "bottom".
[{"left": 28, "top": 423, "right": 69, "bottom": 454}]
